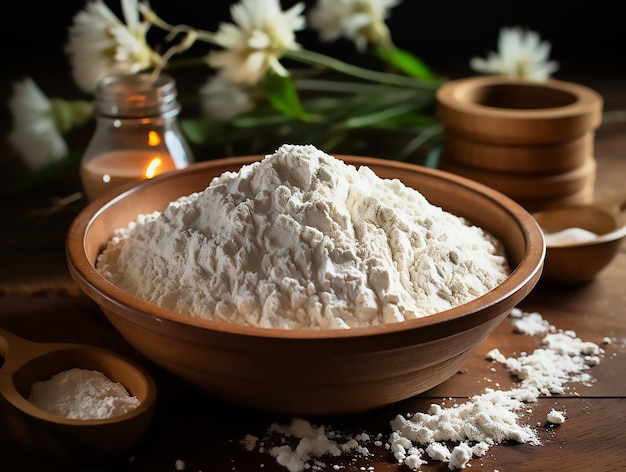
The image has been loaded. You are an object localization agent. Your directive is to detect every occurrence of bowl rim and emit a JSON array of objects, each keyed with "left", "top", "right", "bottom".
[
  {"left": 437, "top": 76, "right": 603, "bottom": 121},
  {"left": 533, "top": 205, "right": 626, "bottom": 248},
  {"left": 66, "top": 154, "right": 545, "bottom": 340}
]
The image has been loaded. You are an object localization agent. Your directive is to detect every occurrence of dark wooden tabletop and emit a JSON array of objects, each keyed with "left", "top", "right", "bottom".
[{"left": 1, "top": 71, "right": 625, "bottom": 471}]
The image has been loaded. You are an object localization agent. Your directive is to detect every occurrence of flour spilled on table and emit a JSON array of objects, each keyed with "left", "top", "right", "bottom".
[{"left": 241, "top": 308, "right": 605, "bottom": 471}]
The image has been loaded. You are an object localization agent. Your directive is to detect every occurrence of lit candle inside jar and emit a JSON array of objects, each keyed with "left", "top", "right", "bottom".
[
  {"left": 79, "top": 73, "right": 194, "bottom": 201},
  {"left": 80, "top": 149, "right": 179, "bottom": 201}
]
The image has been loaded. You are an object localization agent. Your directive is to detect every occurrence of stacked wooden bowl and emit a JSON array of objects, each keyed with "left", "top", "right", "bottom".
[{"left": 437, "top": 77, "right": 603, "bottom": 212}]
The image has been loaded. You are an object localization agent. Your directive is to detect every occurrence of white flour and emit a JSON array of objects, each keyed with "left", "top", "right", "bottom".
[
  {"left": 243, "top": 308, "right": 605, "bottom": 471},
  {"left": 97, "top": 144, "right": 509, "bottom": 329},
  {"left": 543, "top": 227, "right": 598, "bottom": 246},
  {"left": 28, "top": 368, "right": 140, "bottom": 420},
  {"left": 546, "top": 409, "right": 566, "bottom": 424},
  {"left": 388, "top": 308, "right": 603, "bottom": 470},
  {"left": 241, "top": 418, "right": 379, "bottom": 472},
  {"left": 242, "top": 418, "right": 382, "bottom": 472}
]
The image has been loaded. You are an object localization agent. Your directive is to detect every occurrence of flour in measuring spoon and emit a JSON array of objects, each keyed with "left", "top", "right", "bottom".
[{"left": 96, "top": 144, "right": 510, "bottom": 329}]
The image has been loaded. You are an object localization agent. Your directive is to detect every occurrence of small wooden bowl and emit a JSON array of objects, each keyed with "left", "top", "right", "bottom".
[
  {"left": 0, "top": 329, "right": 156, "bottom": 464},
  {"left": 533, "top": 204, "right": 626, "bottom": 285},
  {"left": 66, "top": 155, "right": 545, "bottom": 416}
]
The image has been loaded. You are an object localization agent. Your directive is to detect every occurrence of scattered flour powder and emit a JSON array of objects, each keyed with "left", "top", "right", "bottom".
[
  {"left": 241, "top": 418, "right": 379, "bottom": 472},
  {"left": 243, "top": 308, "right": 605, "bottom": 471},
  {"left": 28, "top": 368, "right": 140, "bottom": 420},
  {"left": 96, "top": 144, "right": 509, "bottom": 329},
  {"left": 546, "top": 408, "right": 567, "bottom": 425}
]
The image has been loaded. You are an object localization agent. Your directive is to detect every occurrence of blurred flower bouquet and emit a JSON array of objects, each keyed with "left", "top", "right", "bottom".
[{"left": 4, "top": 0, "right": 560, "bottom": 200}]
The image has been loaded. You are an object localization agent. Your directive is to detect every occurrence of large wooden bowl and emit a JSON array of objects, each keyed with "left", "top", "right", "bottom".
[{"left": 66, "top": 155, "right": 545, "bottom": 416}]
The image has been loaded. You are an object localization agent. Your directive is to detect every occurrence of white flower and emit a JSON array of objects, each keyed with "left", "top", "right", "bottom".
[
  {"left": 66, "top": 0, "right": 158, "bottom": 93},
  {"left": 308, "top": 0, "right": 400, "bottom": 52},
  {"left": 470, "top": 27, "right": 559, "bottom": 81},
  {"left": 208, "top": 0, "right": 305, "bottom": 85},
  {"left": 200, "top": 76, "right": 255, "bottom": 120},
  {"left": 8, "top": 78, "right": 69, "bottom": 171}
]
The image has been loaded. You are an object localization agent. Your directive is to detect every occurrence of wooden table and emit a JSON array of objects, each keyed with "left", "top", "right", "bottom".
[{"left": 1, "top": 76, "right": 625, "bottom": 471}]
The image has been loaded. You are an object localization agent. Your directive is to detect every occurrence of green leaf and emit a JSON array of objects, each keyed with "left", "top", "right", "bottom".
[
  {"left": 343, "top": 101, "right": 421, "bottom": 129},
  {"left": 374, "top": 112, "right": 440, "bottom": 130},
  {"left": 265, "top": 73, "right": 308, "bottom": 120},
  {"left": 180, "top": 119, "right": 236, "bottom": 146},
  {"left": 392, "top": 123, "right": 443, "bottom": 161},
  {"left": 375, "top": 47, "right": 439, "bottom": 80},
  {"left": 180, "top": 119, "right": 255, "bottom": 149}
]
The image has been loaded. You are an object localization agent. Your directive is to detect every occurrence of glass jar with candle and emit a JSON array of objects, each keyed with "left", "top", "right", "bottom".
[{"left": 80, "top": 72, "right": 193, "bottom": 201}]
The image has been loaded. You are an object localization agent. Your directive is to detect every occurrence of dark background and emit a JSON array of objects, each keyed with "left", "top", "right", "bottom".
[
  {"left": 3, "top": 0, "right": 624, "bottom": 86},
  {"left": 2, "top": 0, "right": 623, "bottom": 179}
]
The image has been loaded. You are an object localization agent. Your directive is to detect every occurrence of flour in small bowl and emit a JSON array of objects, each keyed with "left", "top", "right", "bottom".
[
  {"left": 28, "top": 368, "right": 140, "bottom": 420},
  {"left": 96, "top": 144, "right": 509, "bottom": 329}
]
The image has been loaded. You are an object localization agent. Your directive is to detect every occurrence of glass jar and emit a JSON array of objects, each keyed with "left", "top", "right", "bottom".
[{"left": 80, "top": 72, "right": 193, "bottom": 201}]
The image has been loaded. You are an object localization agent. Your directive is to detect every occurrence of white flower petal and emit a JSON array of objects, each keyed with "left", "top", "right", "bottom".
[
  {"left": 308, "top": 0, "right": 399, "bottom": 50},
  {"left": 210, "top": 0, "right": 305, "bottom": 85},
  {"left": 121, "top": 0, "right": 140, "bottom": 29},
  {"left": 470, "top": 27, "right": 559, "bottom": 81},
  {"left": 8, "top": 78, "right": 68, "bottom": 171},
  {"left": 247, "top": 30, "right": 271, "bottom": 50},
  {"left": 65, "top": 0, "right": 157, "bottom": 93}
]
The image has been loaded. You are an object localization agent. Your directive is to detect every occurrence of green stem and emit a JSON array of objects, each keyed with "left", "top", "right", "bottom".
[
  {"left": 285, "top": 49, "right": 442, "bottom": 90},
  {"left": 393, "top": 123, "right": 443, "bottom": 161},
  {"left": 294, "top": 79, "right": 403, "bottom": 95},
  {"left": 344, "top": 101, "right": 423, "bottom": 129}
]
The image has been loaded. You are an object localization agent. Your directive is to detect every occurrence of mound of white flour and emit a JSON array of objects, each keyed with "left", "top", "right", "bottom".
[{"left": 96, "top": 144, "right": 509, "bottom": 329}]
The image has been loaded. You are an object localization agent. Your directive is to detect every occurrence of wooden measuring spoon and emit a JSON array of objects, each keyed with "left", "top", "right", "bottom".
[{"left": 0, "top": 326, "right": 156, "bottom": 464}]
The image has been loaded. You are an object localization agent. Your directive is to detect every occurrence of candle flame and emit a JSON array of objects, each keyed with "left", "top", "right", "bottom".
[
  {"left": 148, "top": 130, "right": 162, "bottom": 146},
  {"left": 144, "top": 157, "right": 163, "bottom": 179}
]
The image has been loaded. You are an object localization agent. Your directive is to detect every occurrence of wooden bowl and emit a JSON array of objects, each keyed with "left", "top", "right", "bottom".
[
  {"left": 515, "top": 179, "right": 596, "bottom": 213},
  {"left": 0, "top": 331, "right": 156, "bottom": 464},
  {"left": 438, "top": 153, "right": 596, "bottom": 200},
  {"left": 66, "top": 155, "right": 545, "bottom": 416},
  {"left": 441, "top": 131, "right": 593, "bottom": 174},
  {"left": 533, "top": 205, "right": 626, "bottom": 285},
  {"left": 437, "top": 77, "right": 603, "bottom": 146},
  {"left": 436, "top": 77, "right": 602, "bottom": 212}
]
